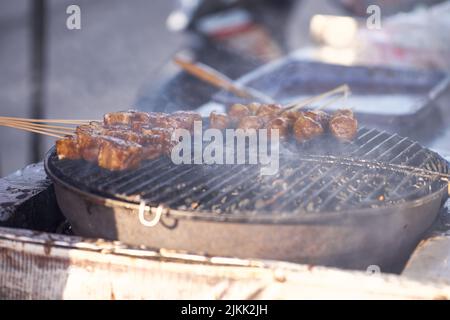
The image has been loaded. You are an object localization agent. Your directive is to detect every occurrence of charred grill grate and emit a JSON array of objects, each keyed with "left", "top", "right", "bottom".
[{"left": 48, "top": 128, "right": 448, "bottom": 215}]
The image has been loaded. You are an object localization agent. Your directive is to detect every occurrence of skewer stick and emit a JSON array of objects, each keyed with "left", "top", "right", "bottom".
[
  {"left": 173, "top": 56, "right": 274, "bottom": 103},
  {"left": 0, "top": 119, "right": 75, "bottom": 134},
  {"left": 0, "top": 116, "right": 94, "bottom": 125},
  {"left": 0, "top": 120, "right": 72, "bottom": 136},
  {"left": 281, "top": 84, "right": 350, "bottom": 114},
  {"left": 315, "top": 93, "right": 346, "bottom": 110},
  {"left": 174, "top": 56, "right": 251, "bottom": 99},
  {"left": 0, "top": 122, "right": 65, "bottom": 138},
  {"left": 0, "top": 119, "right": 75, "bottom": 132}
]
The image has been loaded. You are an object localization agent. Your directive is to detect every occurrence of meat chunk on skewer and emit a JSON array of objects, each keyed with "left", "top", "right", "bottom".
[
  {"left": 56, "top": 135, "right": 80, "bottom": 160},
  {"left": 303, "top": 110, "right": 331, "bottom": 128},
  {"left": 209, "top": 111, "right": 231, "bottom": 130},
  {"left": 293, "top": 114, "right": 324, "bottom": 142},
  {"left": 237, "top": 115, "right": 265, "bottom": 131},
  {"left": 229, "top": 104, "right": 251, "bottom": 123},
  {"left": 76, "top": 124, "right": 104, "bottom": 162},
  {"left": 103, "top": 110, "right": 150, "bottom": 126},
  {"left": 333, "top": 109, "right": 354, "bottom": 118},
  {"left": 169, "top": 111, "right": 202, "bottom": 132},
  {"left": 57, "top": 103, "right": 356, "bottom": 172},
  {"left": 282, "top": 109, "right": 303, "bottom": 124},
  {"left": 256, "top": 104, "right": 282, "bottom": 122},
  {"left": 140, "top": 126, "right": 175, "bottom": 155},
  {"left": 139, "top": 136, "right": 165, "bottom": 160},
  {"left": 103, "top": 127, "right": 142, "bottom": 143},
  {"left": 329, "top": 109, "right": 358, "bottom": 141},
  {"left": 266, "top": 117, "right": 290, "bottom": 139},
  {"left": 247, "top": 102, "right": 262, "bottom": 115},
  {"left": 97, "top": 136, "right": 143, "bottom": 171}
]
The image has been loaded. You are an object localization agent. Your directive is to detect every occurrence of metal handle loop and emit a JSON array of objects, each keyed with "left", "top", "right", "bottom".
[{"left": 139, "top": 202, "right": 164, "bottom": 227}]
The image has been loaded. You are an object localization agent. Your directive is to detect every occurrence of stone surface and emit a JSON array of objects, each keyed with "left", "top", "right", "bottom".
[
  {"left": 0, "top": 162, "right": 63, "bottom": 231},
  {"left": 402, "top": 199, "right": 450, "bottom": 284}
]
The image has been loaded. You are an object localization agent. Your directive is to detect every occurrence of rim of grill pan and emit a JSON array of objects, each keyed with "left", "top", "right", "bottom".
[{"left": 44, "top": 149, "right": 449, "bottom": 225}]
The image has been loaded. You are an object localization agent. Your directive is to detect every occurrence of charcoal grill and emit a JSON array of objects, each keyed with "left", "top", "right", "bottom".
[{"left": 45, "top": 128, "right": 449, "bottom": 271}]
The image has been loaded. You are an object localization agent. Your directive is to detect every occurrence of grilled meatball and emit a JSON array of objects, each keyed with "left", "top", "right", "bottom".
[
  {"left": 293, "top": 114, "right": 324, "bottom": 142},
  {"left": 56, "top": 135, "right": 80, "bottom": 160},
  {"left": 266, "top": 117, "right": 290, "bottom": 139},
  {"left": 329, "top": 114, "right": 358, "bottom": 141},
  {"left": 237, "top": 116, "right": 265, "bottom": 131},
  {"left": 209, "top": 111, "right": 231, "bottom": 130},
  {"left": 282, "top": 109, "right": 303, "bottom": 124},
  {"left": 229, "top": 104, "right": 251, "bottom": 123},
  {"left": 333, "top": 109, "right": 354, "bottom": 118},
  {"left": 303, "top": 110, "right": 331, "bottom": 128},
  {"left": 97, "top": 136, "right": 143, "bottom": 171},
  {"left": 256, "top": 104, "right": 282, "bottom": 122}
]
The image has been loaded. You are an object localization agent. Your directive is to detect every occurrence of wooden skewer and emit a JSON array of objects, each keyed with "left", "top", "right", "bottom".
[
  {"left": 0, "top": 116, "right": 94, "bottom": 125},
  {"left": 0, "top": 119, "right": 75, "bottom": 132},
  {"left": 1, "top": 124, "right": 74, "bottom": 136},
  {"left": 315, "top": 93, "right": 347, "bottom": 110},
  {"left": 0, "top": 120, "right": 73, "bottom": 136},
  {"left": 173, "top": 56, "right": 274, "bottom": 103},
  {"left": 174, "top": 56, "right": 250, "bottom": 98},
  {"left": 0, "top": 122, "right": 65, "bottom": 138},
  {"left": 281, "top": 84, "right": 350, "bottom": 114}
]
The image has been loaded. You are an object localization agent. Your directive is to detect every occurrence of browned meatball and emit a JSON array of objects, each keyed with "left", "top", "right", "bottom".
[
  {"left": 303, "top": 110, "right": 331, "bottom": 128},
  {"left": 293, "top": 114, "right": 324, "bottom": 142},
  {"left": 334, "top": 109, "right": 354, "bottom": 118},
  {"left": 266, "top": 117, "right": 290, "bottom": 139},
  {"left": 237, "top": 116, "right": 265, "bottom": 131},
  {"left": 256, "top": 104, "right": 282, "bottom": 117},
  {"left": 229, "top": 104, "right": 251, "bottom": 123},
  {"left": 329, "top": 115, "right": 358, "bottom": 141},
  {"left": 209, "top": 111, "right": 231, "bottom": 130},
  {"left": 282, "top": 109, "right": 302, "bottom": 124}
]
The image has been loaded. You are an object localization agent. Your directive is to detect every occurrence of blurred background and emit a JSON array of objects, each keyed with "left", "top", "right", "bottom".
[{"left": 0, "top": 0, "right": 449, "bottom": 176}]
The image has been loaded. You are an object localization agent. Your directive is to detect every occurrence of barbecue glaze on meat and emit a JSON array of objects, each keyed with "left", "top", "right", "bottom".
[
  {"left": 56, "top": 135, "right": 80, "bottom": 160},
  {"left": 56, "top": 105, "right": 358, "bottom": 171},
  {"left": 57, "top": 109, "right": 202, "bottom": 171},
  {"left": 329, "top": 109, "right": 358, "bottom": 141},
  {"left": 209, "top": 112, "right": 231, "bottom": 130},
  {"left": 293, "top": 114, "right": 324, "bottom": 142},
  {"left": 98, "top": 136, "right": 143, "bottom": 171},
  {"left": 209, "top": 103, "right": 357, "bottom": 143}
]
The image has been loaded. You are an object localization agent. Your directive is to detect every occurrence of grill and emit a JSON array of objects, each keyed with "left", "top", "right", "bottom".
[
  {"left": 45, "top": 128, "right": 449, "bottom": 271},
  {"left": 47, "top": 128, "right": 448, "bottom": 215}
]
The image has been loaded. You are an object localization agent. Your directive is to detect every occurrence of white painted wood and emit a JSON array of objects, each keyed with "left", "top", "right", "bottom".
[{"left": 1, "top": 226, "right": 450, "bottom": 299}]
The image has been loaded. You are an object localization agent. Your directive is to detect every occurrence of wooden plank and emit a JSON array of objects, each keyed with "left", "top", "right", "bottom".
[{"left": 1, "top": 226, "right": 450, "bottom": 299}]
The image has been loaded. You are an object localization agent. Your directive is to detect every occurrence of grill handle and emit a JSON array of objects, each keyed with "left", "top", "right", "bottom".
[{"left": 138, "top": 203, "right": 164, "bottom": 227}]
